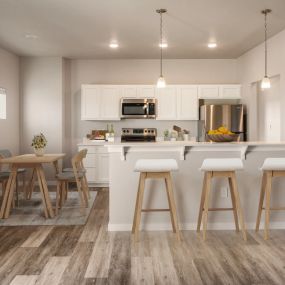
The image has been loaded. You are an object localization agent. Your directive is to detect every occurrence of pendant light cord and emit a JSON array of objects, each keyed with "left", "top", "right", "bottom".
[
  {"left": 264, "top": 11, "right": 268, "bottom": 77},
  {"left": 160, "top": 11, "right": 163, "bottom": 77}
]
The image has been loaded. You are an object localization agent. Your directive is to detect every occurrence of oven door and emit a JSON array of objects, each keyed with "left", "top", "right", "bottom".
[{"left": 121, "top": 99, "right": 148, "bottom": 118}]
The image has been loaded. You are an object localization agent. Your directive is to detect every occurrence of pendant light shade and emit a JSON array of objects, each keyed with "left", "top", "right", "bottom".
[
  {"left": 157, "top": 76, "right": 166, "bottom": 88},
  {"left": 261, "top": 76, "right": 271, "bottom": 89},
  {"left": 156, "top": 9, "right": 167, "bottom": 88},
  {"left": 261, "top": 9, "right": 272, "bottom": 90}
]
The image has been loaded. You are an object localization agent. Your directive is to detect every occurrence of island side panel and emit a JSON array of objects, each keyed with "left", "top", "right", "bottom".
[{"left": 108, "top": 147, "right": 285, "bottom": 231}]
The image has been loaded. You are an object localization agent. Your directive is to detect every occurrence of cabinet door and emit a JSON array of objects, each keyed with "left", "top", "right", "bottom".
[
  {"left": 177, "top": 86, "right": 198, "bottom": 120},
  {"left": 81, "top": 85, "right": 101, "bottom": 120},
  {"left": 137, "top": 86, "right": 156, "bottom": 98},
  {"left": 156, "top": 87, "right": 177, "bottom": 120},
  {"left": 198, "top": 85, "right": 220, "bottom": 99},
  {"left": 100, "top": 86, "right": 121, "bottom": 120},
  {"left": 122, "top": 86, "right": 137, "bottom": 98},
  {"left": 220, "top": 85, "right": 241, "bottom": 99},
  {"left": 85, "top": 168, "right": 96, "bottom": 183},
  {"left": 96, "top": 154, "right": 109, "bottom": 182}
]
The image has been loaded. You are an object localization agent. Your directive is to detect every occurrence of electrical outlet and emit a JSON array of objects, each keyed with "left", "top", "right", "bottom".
[{"left": 221, "top": 187, "right": 229, "bottom": 198}]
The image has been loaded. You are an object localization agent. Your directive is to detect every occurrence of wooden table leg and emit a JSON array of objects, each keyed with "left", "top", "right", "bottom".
[
  {"left": 35, "top": 167, "right": 48, "bottom": 218},
  {"left": 3, "top": 166, "right": 18, "bottom": 218},
  {"left": 36, "top": 165, "right": 55, "bottom": 218}
]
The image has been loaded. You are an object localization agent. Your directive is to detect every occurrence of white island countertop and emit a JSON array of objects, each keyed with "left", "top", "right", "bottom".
[{"left": 78, "top": 139, "right": 285, "bottom": 160}]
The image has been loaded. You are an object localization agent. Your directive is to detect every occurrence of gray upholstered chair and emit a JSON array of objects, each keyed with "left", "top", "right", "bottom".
[{"left": 0, "top": 149, "right": 27, "bottom": 206}]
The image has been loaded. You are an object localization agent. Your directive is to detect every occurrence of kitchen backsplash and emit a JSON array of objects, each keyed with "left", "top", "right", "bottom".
[{"left": 76, "top": 120, "right": 198, "bottom": 141}]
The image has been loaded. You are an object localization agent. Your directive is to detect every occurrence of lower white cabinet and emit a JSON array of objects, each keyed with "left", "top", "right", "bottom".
[{"left": 78, "top": 145, "right": 109, "bottom": 185}]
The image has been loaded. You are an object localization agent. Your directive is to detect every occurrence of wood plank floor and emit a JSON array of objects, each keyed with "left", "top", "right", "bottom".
[{"left": 1, "top": 188, "right": 285, "bottom": 285}]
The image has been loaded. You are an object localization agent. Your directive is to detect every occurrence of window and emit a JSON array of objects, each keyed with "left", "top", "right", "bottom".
[{"left": 0, "top": 87, "right": 6, "bottom": 119}]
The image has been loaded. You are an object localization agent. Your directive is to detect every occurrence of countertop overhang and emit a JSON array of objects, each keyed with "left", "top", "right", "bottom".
[
  {"left": 103, "top": 141, "right": 285, "bottom": 161},
  {"left": 78, "top": 140, "right": 285, "bottom": 161}
]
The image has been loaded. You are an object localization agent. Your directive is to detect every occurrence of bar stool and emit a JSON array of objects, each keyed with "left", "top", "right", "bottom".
[
  {"left": 197, "top": 158, "right": 247, "bottom": 241},
  {"left": 256, "top": 158, "right": 285, "bottom": 240},
  {"left": 132, "top": 159, "right": 180, "bottom": 242}
]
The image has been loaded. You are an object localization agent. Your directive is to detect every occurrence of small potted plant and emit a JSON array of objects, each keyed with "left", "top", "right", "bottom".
[{"left": 31, "top": 133, "right": 47, "bottom": 156}]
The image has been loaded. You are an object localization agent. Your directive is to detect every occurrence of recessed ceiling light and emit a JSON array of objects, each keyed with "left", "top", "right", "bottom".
[
  {"left": 208, "top": 42, "right": 217, "bottom": 48},
  {"left": 159, "top": 42, "right": 168, "bottom": 48},
  {"left": 25, "top": 34, "right": 38, "bottom": 39},
  {"left": 109, "top": 42, "right": 119, "bottom": 48}
]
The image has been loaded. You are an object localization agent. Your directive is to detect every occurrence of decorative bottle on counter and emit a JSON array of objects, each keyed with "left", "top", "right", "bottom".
[
  {"left": 105, "top": 124, "right": 110, "bottom": 142},
  {"left": 108, "top": 124, "right": 115, "bottom": 142}
]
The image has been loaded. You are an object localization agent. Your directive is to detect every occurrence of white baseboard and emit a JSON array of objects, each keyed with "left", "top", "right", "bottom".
[{"left": 108, "top": 222, "right": 285, "bottom": 232}]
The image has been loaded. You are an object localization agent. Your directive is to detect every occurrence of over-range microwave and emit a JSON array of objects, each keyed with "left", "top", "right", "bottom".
[{"left": 120, "top": 98, "right": 156, "bottom": 119}]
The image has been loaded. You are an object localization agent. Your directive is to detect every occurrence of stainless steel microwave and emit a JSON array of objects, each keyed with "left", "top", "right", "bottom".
[{"left": 120, "top": 98, "right": 156, "bottom": 119}]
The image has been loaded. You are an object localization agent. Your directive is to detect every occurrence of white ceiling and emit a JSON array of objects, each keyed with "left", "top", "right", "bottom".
[{"left": 0, "top": 0, "right": 285, "bottom": 59}]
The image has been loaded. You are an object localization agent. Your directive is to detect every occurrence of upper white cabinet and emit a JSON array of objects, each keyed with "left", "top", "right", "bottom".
[
  {"left": 100, "top": 86, "right": 121, "bottom": 120},
  {"left": 220, "top": 85, "right": 241, "bottom": 99},
  {"left": 81, "top": 84, "right": 241, "bottom": 121},
  {"left": 121, "top": 85, "right": 155, "bottom": 98},
  {"left": 137, "top": 85, "right": 156, "bottom": 98},
  {"left": 198, "top": 84, "right": 241, "bottom": 99},
  {"left": 177, "top": 86, "right": 199, "bottom": 120},
  {"left": 81, "top": 85, "right": 101, "bottom": 120},
  {"left": 198, "top": 85, "right": 220, "bottom": 99},
  {"left": 81, "top": 85, "right": 121, "bottom": 120},
  {"left": 156, "top": 86, "right": 177, "bottom": 120}
]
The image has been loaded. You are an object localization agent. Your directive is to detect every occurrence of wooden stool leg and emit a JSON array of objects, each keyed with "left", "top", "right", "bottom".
[
  {"left": 256, "top": 172, "right": 266, "bottom": 232},
  {"left": 165, "top": 172, "right": 180, "bottom": 241},
  {"left": 134, "top": 172, "right": 146, "bottom": 242},
  {"left": 264, "top": 171, "right": 272, "bottom": 240},
  {"left": 230, "top": 172, "right": 247, "bottom": 241},
  {"left": 202, "top": 172, "right": 212, "bottom": 241},
  {"left": 132, "top": 173, "right": 142, "bottom": 233},
  {"left": 197, "top": 173, "right": 207, "bottom": 232},
  {"left": 228, "top": 177, "right": 239, "bottom": 232}
]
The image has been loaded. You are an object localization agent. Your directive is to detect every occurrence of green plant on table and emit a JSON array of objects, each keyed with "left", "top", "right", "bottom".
[{"left": 31, "top": 133, "right": 47, "bottom": 149}]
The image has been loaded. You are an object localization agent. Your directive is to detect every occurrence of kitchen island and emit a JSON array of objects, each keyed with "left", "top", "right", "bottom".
[{"left": 106, "top": 141, "right": 285, "bottom": 231}]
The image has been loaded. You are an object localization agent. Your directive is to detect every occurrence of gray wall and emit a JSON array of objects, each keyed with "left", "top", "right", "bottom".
[
  {"left": 20, "top": 57, "right": 64, "bottom": 154},
  {"left": 0, "top": 48, "right": 20, "bottom": 154}
]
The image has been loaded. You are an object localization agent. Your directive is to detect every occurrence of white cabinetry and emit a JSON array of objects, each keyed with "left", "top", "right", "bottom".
[
  {"left": 78, "top": 145, "right": 109, "bottom": 185},
  {"left": 177, "top": 86, "right": 199, "bottom": 120},
  {"left": 156, "top": 86, "right": 177, "bottom": 120},
  {"left": 121, "top": 85, "right": 155, "bottom": 98},
  {"left": 81, "top": 85, "right": 121, "bottom": 120},
  {"left": 81, "top": 85, "right": 101, "bottom": 120},
  {"left": 198, "top": 85, "right": 220, "bottom": 99},
  {"left": 220, "top": 85, "right": 241, "bottom": 99},
  {"left": 198, "top": 84, "right": 241, "bottom": 99},
  {"left": 81, "top": 84, "right": 241, "bottom": 121}
]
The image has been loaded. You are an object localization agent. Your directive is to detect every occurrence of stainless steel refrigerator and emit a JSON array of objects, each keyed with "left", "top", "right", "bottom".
[{"left": 199, "top": 104, "right": 246, "bottom": 141}]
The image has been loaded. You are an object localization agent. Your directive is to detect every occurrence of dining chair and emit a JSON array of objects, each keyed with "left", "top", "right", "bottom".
[
  {"left": 55, "top": 149, "right": 89, "bottom": 214},
  {"left": 0, "top": 149, "right": 27, "bottom": 206}
]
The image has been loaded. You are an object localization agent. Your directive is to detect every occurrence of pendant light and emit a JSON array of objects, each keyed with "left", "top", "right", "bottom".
[
  {"left": 261, "top": 9, "right": 272, "bottom": 90},
  {"left": 156, "top": 9, "right": 167, "bottom": 88}
]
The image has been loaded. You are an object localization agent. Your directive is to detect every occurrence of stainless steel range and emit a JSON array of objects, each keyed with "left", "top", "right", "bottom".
[{"left": 121, "top": 128, "right": 157, "bottom": 142}]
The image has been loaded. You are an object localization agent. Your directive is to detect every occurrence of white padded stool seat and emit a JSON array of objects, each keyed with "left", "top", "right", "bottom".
[
  {"left": 134, "top": 159, "right": 178, "bottom": 172},
  {"left": 261, "top": 158, "right": 285, "bottom": 171},
  {"left": 200, "top": 158, "right": 243, "bottom": 171}
]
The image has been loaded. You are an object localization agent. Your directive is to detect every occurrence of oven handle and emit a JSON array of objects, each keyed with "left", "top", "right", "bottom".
[{"left": 146, "top": 103, "right": 149, "bottom": 117}]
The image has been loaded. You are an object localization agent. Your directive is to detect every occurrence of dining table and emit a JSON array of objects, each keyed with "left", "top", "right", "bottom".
[{"left": 0, "top": 153, "right": 65, "bottom": 219}]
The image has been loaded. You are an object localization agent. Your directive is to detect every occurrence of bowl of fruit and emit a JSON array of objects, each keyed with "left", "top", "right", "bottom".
[{"left": 207, "top": 126, "right": 239, "bottom": 142}]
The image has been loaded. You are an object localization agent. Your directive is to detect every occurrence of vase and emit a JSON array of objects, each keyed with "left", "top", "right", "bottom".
[{"left": 34, "top": 147, "right": 45, "bottom": 156}]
